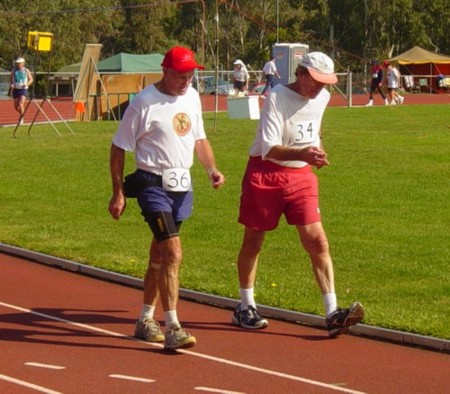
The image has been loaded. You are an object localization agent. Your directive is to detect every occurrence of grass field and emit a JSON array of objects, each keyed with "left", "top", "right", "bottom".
[{"left": 1, "top": 104, "right": 449, "bottom": 340}]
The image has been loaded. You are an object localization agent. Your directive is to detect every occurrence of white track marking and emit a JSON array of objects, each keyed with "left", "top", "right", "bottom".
[
  {"left": 0, "top": 373, "right": 62, "bottom": 394},
  {"left": 25, "top": 362, "right": 66, "bottom": 370},
  {"left": 195, "top": 387, "right": 245, "bottom": 394},
  {"left": 109, "top": 374, "right": 155, "bottom": 383},
  {"left": 0, "top": 301, "right": 366, "bottom": 393}
]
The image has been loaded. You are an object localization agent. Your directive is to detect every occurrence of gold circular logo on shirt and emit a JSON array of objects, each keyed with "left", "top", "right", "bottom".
[{"left": 173, "top": 113, "right": 191, "bottom": 136}]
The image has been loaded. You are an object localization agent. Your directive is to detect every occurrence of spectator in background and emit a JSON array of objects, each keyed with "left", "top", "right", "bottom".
[
  {"left": 260, "top": 57, "right": 280, "bottom": 98},
  {"left": 384, "top": 61, "right": 404, "bottom": 105},
  {"left": 366, "top": 59, "right": 388, "bottom": 106},
  {"left": 10, "top": 57, "right": 33, "bottom": 125},
  {"left": 233, "top": 59, "right": 249, "bottom": 95}
]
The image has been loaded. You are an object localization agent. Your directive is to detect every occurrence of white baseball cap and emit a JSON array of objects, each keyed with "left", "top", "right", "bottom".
[
  {"left": 299, "top": 52, "right": 337, "bottom": 84},
  {"left": 233, "top": 59, "right": 245, "bottom": 66},
  {"left": 15, "top": 57, "right": 25, "bottom": 63}
]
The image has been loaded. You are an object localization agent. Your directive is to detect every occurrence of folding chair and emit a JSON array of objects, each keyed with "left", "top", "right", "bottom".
[
  {"left": 418, "top": 78, "right": 429, "bottom": 93},
  {"left": 444, "top": 77, "right": 450, "bottom": 93},
  {"left": 403, "top": 75, "right": 419, "bottom": 93}
]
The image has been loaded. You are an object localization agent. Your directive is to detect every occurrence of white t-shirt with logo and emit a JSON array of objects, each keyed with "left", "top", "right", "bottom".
[
  {"left": 113, "top": 84, "right": 206, "bottom": 175},
  {"left": 249, "top": 83, "right": 329, "bottom": 168}
]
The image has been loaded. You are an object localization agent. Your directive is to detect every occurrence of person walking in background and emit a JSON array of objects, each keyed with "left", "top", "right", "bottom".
[
  {"left": 384, "top": 61, "right": 404, "bottom": 105},
  {"left": 260, "top": 56, "right": 280, "bottom": 98},
  {"left": 233, "top": 59, "right": 249, "bottom": 94},
  {"left": 10, "top": 57, "right": 33, "bottom": 125},
  {"left": 108, "top": 46, "right": 225, "bottom": 350},
  {"left": 366, "top": 59, "right": 388, "bottom": 106},
  {"left": 231, "top": 52, "right": 364, "bottom": 337}
]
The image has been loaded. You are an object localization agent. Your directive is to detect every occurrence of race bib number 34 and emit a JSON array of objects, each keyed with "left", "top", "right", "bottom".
[{"left": 162, "top": 168, "right": 191, "bottom": 192}]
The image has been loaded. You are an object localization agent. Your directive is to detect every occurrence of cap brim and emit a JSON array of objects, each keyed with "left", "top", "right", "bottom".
[{"left": 308, "top": 68, "right": 337, "bottom": 84}]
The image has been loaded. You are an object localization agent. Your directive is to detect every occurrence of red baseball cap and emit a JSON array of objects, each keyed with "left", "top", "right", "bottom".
[{"left": 162, "top": 46, "right": 205, "bottom": 73}]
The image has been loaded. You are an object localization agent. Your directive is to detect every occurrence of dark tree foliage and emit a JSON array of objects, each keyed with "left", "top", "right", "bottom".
[{"left": 0, "top": 0, "right": 448, "bottom": 74}]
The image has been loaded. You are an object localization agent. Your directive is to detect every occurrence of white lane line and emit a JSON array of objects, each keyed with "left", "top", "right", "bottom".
[
  {"left": 195, "top": 387, "right": 245, "bottom": 394},
  {"left": 109, "top": 374, "right": 155, "bottom": 383},
  {"left": 0, "top": 301, "right": 366, "bottom": 394},
  {"left": 25, "top": 362, "right": 66, "bottom": 370},
  {"left": 0, "top": 373, "right": 62, "bottom": 394}
]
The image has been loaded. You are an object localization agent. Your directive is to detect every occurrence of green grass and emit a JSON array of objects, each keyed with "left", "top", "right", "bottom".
[{"left": 1, "top": 104, "right": 449, "bottom": 339}]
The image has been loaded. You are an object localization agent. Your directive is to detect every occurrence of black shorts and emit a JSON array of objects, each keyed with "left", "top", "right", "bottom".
[{"left": 12, "top": 89, "right": 28, "bottom": 99}]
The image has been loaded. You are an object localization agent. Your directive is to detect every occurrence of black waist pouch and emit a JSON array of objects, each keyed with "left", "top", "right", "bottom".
[{"left": 123, "top": 170, "right": 162, "bottom": 198}]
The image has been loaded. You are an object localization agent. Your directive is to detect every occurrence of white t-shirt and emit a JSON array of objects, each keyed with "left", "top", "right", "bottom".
[
  {"left": 387, "top": 67, "right": 400, "bottom": 89},
  {"left": 249, "top": 84, "right": 330, "bottom": 168},
  {"left": 262, "top": 60, "right": 277, "bottom": 76},
  {"left": 112, "top": 84, "right": 206, "bottom": 175},
  {"left": 234, "top": 67, "right": 249, "bottom": 82}
]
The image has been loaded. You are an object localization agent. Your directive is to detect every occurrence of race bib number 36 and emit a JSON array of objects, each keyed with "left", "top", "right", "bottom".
[{"left": 162, "top": 168, "right": 191, "bottom": 192}]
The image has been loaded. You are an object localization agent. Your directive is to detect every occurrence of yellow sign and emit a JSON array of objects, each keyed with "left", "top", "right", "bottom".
[{"left": 27, "top": 31, "right": 54, "bottom": 52}]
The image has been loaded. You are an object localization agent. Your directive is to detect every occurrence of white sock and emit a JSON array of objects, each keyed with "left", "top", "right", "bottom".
[
  {"left": 164, "top": 310, "right": 179, "bottom": 327},
  {"left": 323, "top": 293, "right": 337, "bottom": 317},
  {"left": 140, "top": 304, "right": 156, "bottom": 321},
  {"left": 240, "top": 287, "right": 256, "bottom": 309}
]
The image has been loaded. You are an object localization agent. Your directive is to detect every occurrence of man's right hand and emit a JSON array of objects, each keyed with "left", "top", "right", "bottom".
[{"left": 108, "top": 193, "right": 126, "bottom": 220}]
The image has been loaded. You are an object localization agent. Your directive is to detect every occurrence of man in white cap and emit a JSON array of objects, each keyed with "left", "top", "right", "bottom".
[
  {"left": 231, "top": 52, "right": 364, "bottom": 337},
  {"left": 10, "top": 57, "right": 33, "bottom": 124},
  {"left": 109, "top": 46, "right": 225, "bottom": 350}
]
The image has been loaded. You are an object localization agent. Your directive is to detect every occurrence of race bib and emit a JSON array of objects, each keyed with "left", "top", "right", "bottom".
[
  {"left": 293, "top": 119, "right": 318, "bottom": 143},
  {"left": 162, "top": 168, "right": 191, "bottom": 192},
  {"left": 15, "top": 83, "right": 25, "bottom": 89}
]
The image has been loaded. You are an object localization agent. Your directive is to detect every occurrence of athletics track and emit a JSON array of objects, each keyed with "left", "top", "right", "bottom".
[
  {"left": 1, "top": 93, "right": 449, "bottom": 392},
  {"left": 0, "top": 247, "right": 449, "bottom": 394}
]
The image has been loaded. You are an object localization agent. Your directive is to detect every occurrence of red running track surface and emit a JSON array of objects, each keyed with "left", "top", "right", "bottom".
[{"left": 0, "top": 252, "right": 449, "bottom": 393}]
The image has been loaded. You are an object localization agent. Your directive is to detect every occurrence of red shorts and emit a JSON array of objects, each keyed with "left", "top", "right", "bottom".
[{"left": 238, "top": 156, "right": 321, "bottom": 230}]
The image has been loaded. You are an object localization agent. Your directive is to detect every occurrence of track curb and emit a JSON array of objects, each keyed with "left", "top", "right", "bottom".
[{"left": 1, "top": 242, "right": 448, "bottom": 353}]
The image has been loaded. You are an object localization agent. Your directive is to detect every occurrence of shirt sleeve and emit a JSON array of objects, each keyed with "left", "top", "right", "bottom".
[
  {"left": 112, "top": 105, "right": 142, "bottom": 152},
  {"left": 259, "top": 95, "right": 284, "bottom": 159}
]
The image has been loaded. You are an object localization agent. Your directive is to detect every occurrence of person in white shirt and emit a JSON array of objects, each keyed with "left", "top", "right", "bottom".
[
  {"left": 10, "top": 57, "right": 33, "bottom": 124},
  {"left": 233, "top": 59, "right": 249, "bottom": 94},
  {"left": 260, "top": 57, "right": 280, "bottom": 98},
  {"left": 231, "top": 52, "right": 364, "bottom": 337},
  {"left": 109, "top": 46, "right": 225, "bottom": 350},
  {"left": 384, "top": 61, "right": 404, "bottom": 105}
]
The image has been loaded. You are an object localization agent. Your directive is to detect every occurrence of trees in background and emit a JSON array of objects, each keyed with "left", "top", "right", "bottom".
[{"left": 0, "top": 0, "right": 449, "bottom": 74}]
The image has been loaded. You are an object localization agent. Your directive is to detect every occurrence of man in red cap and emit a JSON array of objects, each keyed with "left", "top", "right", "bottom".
[
  {"left": 231, "top": 52, "right": 364, "bottom": 337},
  {"left": 109, "top": 46, "right": 225, "bottom": 350}
]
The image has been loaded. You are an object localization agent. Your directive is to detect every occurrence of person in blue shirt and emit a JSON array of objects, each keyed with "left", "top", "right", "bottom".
[{"left": 10, "top": 57, "right": 33, "bottom": 124}]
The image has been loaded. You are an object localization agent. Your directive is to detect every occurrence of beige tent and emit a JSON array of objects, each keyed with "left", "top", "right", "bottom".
[
  {"left": 389, "top": 45, "right": 450, "bottom": 65},
  {"left": 389, "top": 46, "right": 450, "bottom": 92}
]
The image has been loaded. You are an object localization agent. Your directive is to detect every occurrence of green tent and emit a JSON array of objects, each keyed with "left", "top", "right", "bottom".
[
  {"left": 97, "top": 53, "right": 163, "bottom": 72},
  {"left": 57, "top": 53, "right": 163, "bottom": 74}
]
